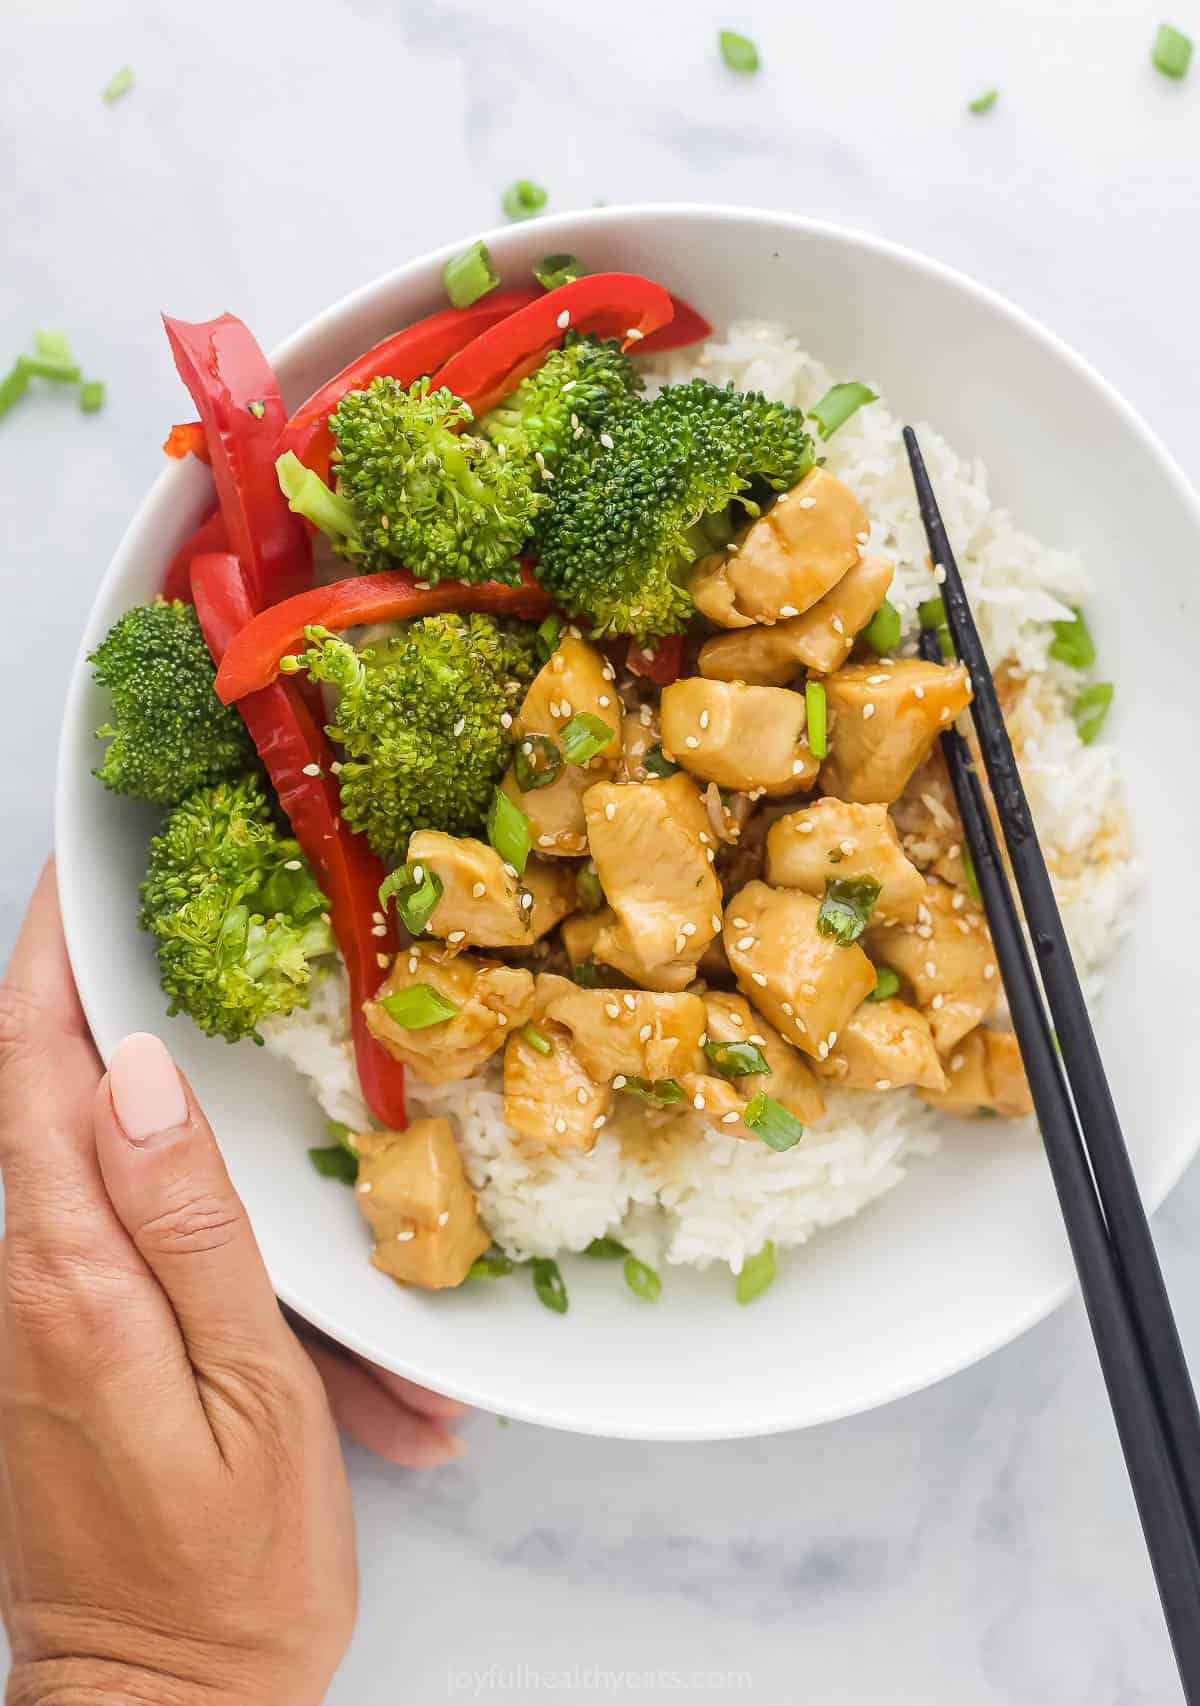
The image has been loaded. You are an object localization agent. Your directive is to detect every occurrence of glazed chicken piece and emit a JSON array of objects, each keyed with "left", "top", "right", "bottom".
[
  {"left": 407, "top": 831, "right": 572, "bottom": 950},
  {"left": 821, "top": 659, "right": 973, "bottom": 804},
  {"left": 583, "top": 774, "right": 723, "bottom": 992},
  {"left": 723, "top": 881, "right": 876, "bottom": 1062},
  {"left": 919, "top": 1027, "right": 1033, "bottom": 1118},
  {"left": 538, "top": 984, "right": 707, "bottom": 1085},
  {"left": 500, "top": 635, "right": 622, "bottom": 856},
  {"left": 353, "top": 1119, "right": 490, "bottom": 1289},
  {"left": 364, "top": 944, "right": 535, "bottom": 1084},
  {"left": 765, "top": 799, "right": 927, "bottom": 925},
  {"left": 866, "top": 879, "right": 998, "bottom": 1055},
  {"left": 660, "top": 679, "right": 819, "bottom": 794},
  {"left": 702, "top": 991, "right": 826, "bottom": 1123},
  {"left": 814, "top": 998, "right": 946, "bottom": 1093},
  {"left": 689, "top": 467, "right": 869, "bottom": 628},
  {"left": 890, "top": 753, "right": 962, "bottom": 873},
  {"left": 522, "top": 859, "right": 580, "bottom": 940},
  {"left": 618, "top": 705, "right": 662, "bottom": 784},
  {"left": 502, "top": 974, "right": 613, "bottom": 1151},
  {"left": 698, "top": 554, "right": 895, "bottom": 684}
]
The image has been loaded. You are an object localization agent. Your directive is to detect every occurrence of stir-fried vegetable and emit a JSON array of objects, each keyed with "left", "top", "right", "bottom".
[{"left": 444, "top": 239, "right": 500, "bottom": 307}]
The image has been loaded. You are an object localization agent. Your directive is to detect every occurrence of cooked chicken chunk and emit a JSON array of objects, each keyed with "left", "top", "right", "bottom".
[
  {"left": 407, "top": 830, "right": 527, "bottom": 949},
  {"left": 503, "top": 975, "right": 612, "bottom": 1151},
  {"left": 538, "top": 984, "right": 707, "bottom": 1084},
  {"left": 660, "top": 679, "right": 819, "bottom": 795},
  {"left": 364, "top": 944, "right": 535, "bottom": 1084},
  {"left": 698, "top": 554, "right": 895, "bottom": 684},
  {"left": 560, "top": 907, "right": 611, "bottom": 968},
  {"left": 866, "top": 879, "right": 998, "bottom": 1054},
  {"left": 821, "top": 659, "right": 973, "bottom": 804},
  {"left": 765, "top": 799, "right": 926, "bottom": 924},
  {"left": 890, "top": 753, "right": 962, "bottom": 872},
  {"left": 618, "top": 706, "right": 662, "bottom": 783},
  {"left": 522, "top": 859, "right": 579, "bottom": 940},
  {"left": 583, "top": 774, "right": 723, "bottom": 991},
  {"left": 723, "top": 881, "right": 876, "bottom": 1061},
  {"left": 354, "top": 1119, "right": 489, "bottom": 1289},
  {"left": 501, "top": 635, "right": 622, "bottom": 856},
  {"left": 703, "top": 991, "right": 826, "bottom": 1124},
  {"left": 919, "top": 1028, "right": 1032, "bottom": 1118},
  {"left": 689, "top": 468, "right": 869, "bottom": 628},
  {"left": 814, "top": 998, "right": 945, "bottom": 1093}
]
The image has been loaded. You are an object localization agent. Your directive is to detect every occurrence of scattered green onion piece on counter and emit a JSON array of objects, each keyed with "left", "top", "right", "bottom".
[
  {"left": 247, "top": 399, "right": 267, "bottom": 419},
  {"left": 736, "top": 1241, "right": 777, "bottom": 1304},
  {"left": 102, "top": 65, "right": 135, "bottom": 103},
  {"left": 742, "top": 1092, "right": 805, "bottom": 1151},
  {"left": 624, "top": 1255, "right": 662, "bottom": 1301},
  {"left": 514, "top": 733, "right": 563, "bottom": 792},
  {"left": 379, "top": 863, "right": 443, "bottom": 934},
  {"left": 1153, "top": 22, "right": 1193, "bottom": 77},
  {"left": 860, "top": 597, "right": 901, "bottom": 656},
  {"left": 531, "top": 1256, "right": 568, "bottom": 1314},
  {"left": 19, "top": 353, "right": 82, "bottom": 383},
  {"left": 0, "top": 364, "right": 30, "bottom": 419},
  {"left": 575, "top": 863, "right": 605, "bottom": 913},
  {"left": 704, "top": 1039, "right": 770, "bottom": 1079},
  {"left": 968, "top": 89, "right": 999, "bottom": 113},
  {"left": 805, "top": 679, "right": 828, "bottom": 759},
  {"left": 326, "top": 1120, "right": 359, "bottom": 1158},
  {"left": 378, "top": 983, "right": 460, "bottom": 1029},
  {"left": 918, "top": 595, "right": 954, "bottom": 659},
  {"left": 1048, "top": 606, "right": 1096, "bottom": 670},
  {"left": 867, "top": 964, "right": 901, "bottom": 1003},
  {"left": 535, "top": 612, "right": 563, "bottom": 660},
  {"left": 501, "top": 179, "right": 548, "bottom": 221},
  {"left": 559, "top": 711, "right": 615, "bottom": 765},
  {"left": 719, "top": 29, "right": 760, "bottom": 73},
  {"left": 817, "top": 874, "right": 882, "bottom": 945},
  {"left": 443, "top": 239, "right": 499, "bottom": 308},
  {"left": 643, "top": 745, "right": 679, "bottom": 778},
  {"left": 34, "top": 330, "right": 73, "bottom": 361},
  {"left": 585, "top": 1236, "right": 628, "bottom": 1259},
  {"left": 809, "top": 381, "right": 878, "bottom": 440},
  {"left": 961, "top": 847, "right": 982, "bottom": 905},
  {"left": 470, "top": 1251, "right": 515, "bottom": 1279},
  {"left": 534, "top": 253, "right": 585, "bottom": 290},
  {"left": 307, "top": 1145, "right": 358, "bottom": 1184},
  {"left": 517, "top": 1022, "right": 554, "bottom": 1057},
  {"left": 571, "top": 958, "right": 606, "bottom": 988},
  {"left": 618, "top": 1075, "right": 684, "bottom": 1106},
  {"left": 486, "top": 787, "right": 531, "bottom": 873},
  {"left": 1073, "top": 682, "right": 1113, "bottom": 745},
  {"left": 79, "top": 380, "right": 105, "bottom": 413}
]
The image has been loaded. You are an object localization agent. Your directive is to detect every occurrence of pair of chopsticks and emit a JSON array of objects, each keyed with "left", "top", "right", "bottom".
[{"left": 904, "top": 427, "right": 1200, "bottom": 1700}]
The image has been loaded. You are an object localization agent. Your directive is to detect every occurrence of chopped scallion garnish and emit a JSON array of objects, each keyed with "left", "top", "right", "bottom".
[
  {"left": 736, "top": 1241, "right": 777, "bottom": 1304},
  {"left": 501, "top": 179, "right": 548, "bottom": 221},
  {"left": 617, "top": 1075, "right": 684, "bottom": 1106},
  {"left": 809, "top": 381, "right": 878, "bottom": 439},
  {"left": 34, "top": 330, "right": 73, "bottom": 362},
  {"left": 0, "top": 364, "right": 30, "bottom": 420},
  {"left": 918, "top": 595, "right": 954, "bottom": 659},
  {"left": 575, "top": 863, "right": 605, "bottom": 913},
  {"left": 817, "top": 874, "right": 881, "bottom": 945},
  {"left": 535, "top": 612, "right": 563, "bottom": 660},
  {"left": 326, "top": 1119, "right": 359, "bottom": 1158},
  {"left": 19, "top": 353, "right": 82, "bottom": 383},
  {"left": 307, "top": 1145, "right": 358, "bottom": 1184},
  {"left": 968, "top": 89, "right": 999, "bottom": 114},
  {"left": 584, "top": 1236, "right": 628, "bottom": 1259},
  {"left": 534, "top": 253, "right": 585, "bottom": 290},
  {"left": 517, "top": 1022, "right": 554, "bottom": 1057},
  {"left": 867, "top": 964, "right": 900, "bottom": 1003},
  {"left": 102, "top": 65, "right": 135, "bottom": 104},
  {"left": 79, "top": 380, "right": 105, "bottom": 413},
  {"left": 443, "top": 239, "right": 499, "bottom": 308},
  {"left": 961, "top": 847, "right": 981, "bottom": 906},
  {"left": 571, "top": 958, "right": 606, "bottom": 988},
  {"left": 623, "top": 1255, "right": 662, "bottom": 1301},
  {"left": 643, "top": 745, "right": 679, "bottom": 778},
  {"left": 379, "top": 983, "right": 460, "bottom": 1029},
  {"left": 513, "top": 733, "right": 562, "bottom": 792},
  {"left": 704, "top": 1039, "right": 770, "bottom": 1079},
  {"left": 531, "top": 1256, "right": 568, "bottom": 1314},
  {"left": 379, "top": 863, "right": 443, "bottom": 935},
  {"left": 559, "top": 711, "right": 615, "bottom": 765},
  {"left": 487, "top": 786, "right": 531, "bottom": 873},
  {"left": 1153, "top": 22, "right": 1193, "bottom": 77},
  {"left": 860, "top": 597, "right": 901, "bottom": 656},
  {"left": 1049, "top": 606, "right": 1096, "bottom": 670},
  {"left": 742, "top": 1092, "right": 805, "bottom": 1151},
  {"left": 718, "top": 29, "right": 760, "bottom": 73},
  {"left": 470, "top": 1250, "right": 515, "bottom": 1278},
  {"left": 1073, "top": 682, "right": 1113, "bottom": 745},
  {"left": 805, "top": 679, "right": 828, "bottom": 758}
]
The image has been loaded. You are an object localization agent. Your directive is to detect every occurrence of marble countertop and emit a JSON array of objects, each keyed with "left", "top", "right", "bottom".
[{"left": 4, "top": 0, "right": 1199, "bottom": 1698}]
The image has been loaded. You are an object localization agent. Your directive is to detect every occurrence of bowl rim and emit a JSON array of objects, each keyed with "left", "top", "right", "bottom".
[{"left": 55, "top": 202, "right": 1200, "bottom": 1438}]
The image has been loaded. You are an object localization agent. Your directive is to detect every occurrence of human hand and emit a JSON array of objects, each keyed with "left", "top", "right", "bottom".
[{"left": 0, "top": 866, "right": 463, "bottom": 1706}]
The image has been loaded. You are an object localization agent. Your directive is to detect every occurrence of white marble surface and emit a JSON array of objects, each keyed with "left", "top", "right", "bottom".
[{"left": 3, "top": 0, "right": 1200, "bottom": 1699}]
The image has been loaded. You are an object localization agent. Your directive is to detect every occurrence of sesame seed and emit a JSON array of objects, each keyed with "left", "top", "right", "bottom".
[
  {"left": 693, "top": 1093, "right": 706, "bottom": 1110},
  {"left": 951, "top": 1054, "right": 965, "bottom": 1072},
  {"left": 577, "top": 1087, "right": 590, "bottom": 1104},
  {"left": 792, "top": 759, "right": 806, "bottom": 775},
  {"left": 599, "top": 432, "right": 614, "bottom": 450},
  {"left": 625, "top": 325, "right": 645, "bottom": 342},
  {"left": 782, "top": 1002, "right": 794, "bottom": 1017},
  {"left": 447, "top": 930, "right": 466, "bottom": 944},
  {"left": 408, "top": 955, "right": 419, "bottom": 973},
  {"left": 371, "top": 924, "right": 388, "bottom": 937},
  {"left": 500, "top": 711, "right": 513, "bottom": 728},
  {"left": 301, "top": 762, "right": 321, "bottom": 777},
  {"left": 612, "top": 1074, "right": 627, "bottom": 1088},
  {"left": 798, "top": 495, "right": 816, "bottom": 509},
  {"left": 498, "top": 1013, "right": 510, "bottom": 1027},
  {"left": 685, "top": 736, "right": 700, "bottom": 749},
  {"left": 984, "top": 963, "right": 996, "bottom": 980},
  {"left": 504, "top": 863, "right": 518, "bottom": 878},
  {"left": 376, "top": 953, "right": 391, "bottom": 969},
  {"left": 674, "top": 935, "right": 686, "bottom": 955},
  {"left": 924, "top": 960, "right": 937, "bottom": 978},
  {"left": 395, "top": 1229, "right": 414, "bottom": 1242},
  {"left": 748, "top": 1033, "right": 767, "bottom": 1046},
  {"left": 556, "top": 309, "right": 571, "bottom": 329},
  {"left": 793, "top": 1016, "right": 808, "bottom": 1034},
  {"left": 453, "top": 716, "right": 466, "bottom": 735},
  {"left": 681, "top": 921, "right": 697, "bottom": 937},
  {"left": 731, "top": 915, "right": 749, "bottom": 928},
  {"left": 552, "top": 653, "right": 565, "bottom": 673},
  {"left": 831, "top": 617, "right": 845, "bottom": 635},
  {"left": 736, "top": 935, "right": 756, "bottom": 951},
  {"left": 472, "top": 881, "right": 487, "bottom": 898},
  {"left": 867, "top": 674, "right": 886, "bottom": 686},
  {"left": 559, "top": 699, "right": 573, "bottom": 718},
  {"left": 699, "top": 1033, "right": 708, "bottom": 1046},
  {"left": 554, "top": 1117, "right": 567, "bottom": 1135},
  {"left": 914, "top": 685, "right": 925, "bottom": 700},
  {"left": 520, "top": 892, "right": 534, "bottom": 909},
  {"left": 605, "top": 1002, "right": 620, "bottom": 1019},
  {"left": 330, "top": 761, "right": 343, "bottom": 775},
  {"left": 358, "top": 1180, "right": 373, "bottom": 1194},
  {"left": 875, "top": 1079, "right": 892, "bottom": 1091},
  {"left": 952, "top": 892, "right": 965, "bottom": 911},
  {"left": 706, "top": 846, "right": 716, "bottom": 863},
  {"left": 779, "top": 604, "right": 800, "bottom": 618},
  {"left": 537, "top": 834, "right": 555, "bottom": 848},
  {"left": 933, "top": 563, "right": 947, "bottom": 584},
  {"left": 931, "top": 994, "right": 945, "bottom": 1010},
  {"left": 622, "top": 992, "right": 636, "bottom": 1011},
  {"left": 593, "top": 1114, "right": 607, "bottom": 1129},
  {"left": 800, "top": 982, "right": 817, "bottom": 998},
  {"left": 751, "top": 971, "right": 767, "bottom": 987},
  {"left": 722, "top": 1111, "right": 741, "bottom": 1124},
  {"left": 798, "top": 822, "right": 815, "bottom": 835},
  {"left": 438, "top": 1211, "right": 450, "bottom": 1227},
  {"left": 863, "top": 703, "right": 876, "bottom": 720},
  {"left": 710, "top": 914, "right": 722, "bottom": 931},
  {"left": 856, "top": 531, "right": 869, "bottom": 545},
  {"left": 604, "top": 802, "right": 616, "bottom": 821},
  {"left": 598, "top": 694, "right": 611, "bottom": 708},
  {"left": 839, "top": 840, "right": 856, "bottom": 857},
  {"left": 817, "top": 1040, "right": 829, "bottom": 1059}
]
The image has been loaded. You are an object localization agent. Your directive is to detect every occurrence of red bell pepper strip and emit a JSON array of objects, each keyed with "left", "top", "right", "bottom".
[
  {"left": 636, "top": 294, "right": 713, "bottom": 355},
  {"left": 433, "top": 273, "right": 675, "bottom": 417},
  {"left": 277, "top": 288, "right": 542, "bottom": 484},
  {"left": 163, "top": 313, "right": 312, "bottom": 611},
  {"left": 162, "top": 509, "right": 227, "bottom": 604},
  {"left": 192, "top": 552, "right": 407, "bottom": 1131},
  {"left": 162, "top": 421, "right": 211, "bottom": 463},
  {"left": 626, "top": 633, "right": 683, "bottom": 685},
  {"left": 214, "top": 564, "right": 552, "bottom": 704}
]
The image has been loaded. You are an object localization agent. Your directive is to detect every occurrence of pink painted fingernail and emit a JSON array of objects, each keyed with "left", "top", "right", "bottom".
[{"left": 109, "top": 1033, "right": 189, "bottom": 1145}]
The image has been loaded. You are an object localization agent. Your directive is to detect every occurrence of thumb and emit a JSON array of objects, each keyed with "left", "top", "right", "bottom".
[{"left": 95, "top": 1032, "right": 290, "bottom": 1373}]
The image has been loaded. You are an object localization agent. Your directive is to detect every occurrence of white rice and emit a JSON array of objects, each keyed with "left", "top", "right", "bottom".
[{"left": 262, "top": 322, "right": 1137, "bottom": 1275}]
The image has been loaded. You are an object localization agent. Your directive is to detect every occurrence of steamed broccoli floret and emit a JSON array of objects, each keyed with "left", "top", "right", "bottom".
[
  {"left": 89, "top": 598, "right": 254, "bottom": 803},
  {"left": 479, "top": 333, "right": 643, "bottom": 470},
  {"left": 280, "top": 376, "right": 544, "bottom": 586},
  {"left": 140, "top": 774, "right": 335, "bottom": 1044},
  {"left": 283, "top": 613, "right": 539, "bottom": 864},
  {"left": 534, "top": 379, "right": 815, "bottom": 641}
]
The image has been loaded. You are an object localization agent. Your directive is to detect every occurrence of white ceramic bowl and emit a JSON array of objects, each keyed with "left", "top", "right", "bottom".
[{"left": 56, "top": 206, "right": 1200, "bottom": 1440}]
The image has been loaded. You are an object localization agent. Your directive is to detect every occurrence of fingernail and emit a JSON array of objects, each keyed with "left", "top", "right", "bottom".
[{"left": 109, "top": 1032, "right": 189, "bottom": 1145}]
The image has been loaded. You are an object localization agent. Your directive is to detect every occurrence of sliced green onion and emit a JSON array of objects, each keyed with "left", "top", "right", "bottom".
[
  {"left": 535, "top": 612, "right": 563, "bottom": 660},
  {"left": 1049, "top": 606, "right": 1096, "bottom": 670},
  {"left": 968, "top": 89, "right": 999, "bottom": 113},
  {"left": 34, "top": 330, "right": 73, "bottom": 361},
  {"left": 79, "top": 380, "right": 105, "bottom": 413},
  {"left": 805, "top": 679, "right": 828, "bottom": 759},
  {"left": 1073, "top": 682, "right": 1113, "bottom": 745},
  {"left": 531, "top": 1256, "right": 568, "bottom": 1314},
  {"left": 501, "top": 179, "right": 548, "bottom": 221},
  {"left": 742, "top": 1092, "right": 805, "bottom": 1151},
  {"left": 487, "top": 787, "right": 531, "bottom": 874},
  {"left": 571, "top": 958, "right": 606, "bottom": 988},
  {"left": 860, "top": 598, "right": 901, "bottom": 656},
  {"left": 379, "top": 864, "right": 444, "bottom": 935},
  {"left": 326, "top": 1119, "right": 359, "bottom": 1157},
  {"left": 514, "top": 734, "right": 562, "bottom": 792},
  {"left": 643, "top": 745, "right": 679, "bottom": 778},
  {"left": 575, "top": 863, "right": 605, "bottom": 913},
  {"left": 518, "top": 1021, "right": 554, "bottom": 1056},
  {"left": 736, "top": 1241, "right": 777, "bottom": 1304},
  {"left": 809, "top": 381, "right": 878, "bottom": 440},
  {"left": 247, "top": 399, "right": 267, "bottom": 420},
  {"left": 867, "top": 964, "right": 901, "bottom": 1002},
  {"left": 444, "top": 239, "right": 499, "bottom": 308},
  {"left": 961, "top": 847, "right": 982, "bottom": 906},
  {"left": 19, "top": 353, "right": 82, "bottom": 383},
  {"left": 1153, "top": 22, "right": 1192, "bottom": 77},
  {"left": 617, "top": 1075, "right": 684, "bottom": 1106},
  {"left": 704, "top": 1039, "right": 770, "bottom": 1079},
  {"left": 718, "top": 29, "right": 760, "bottom": 73},
  {"left": 817, "top": 874, "right": 882, "bottom": 945},
  {"left": 307, "top": 1145, "right": 358, "bottom": 1184},
  {"left": 584, "top": 1236, "right": 628, "bottom": 1259},
  {"left": 102, "top": 65, "right": 135, "bottom": 103},
  {"left": 534, "top": 253, "right": 585, "bottom": 290},
  {"left": 0, "top": 364, "right": 30, "bottom": 419},
  {"left": 918, "top": 595, "right": 954, "bottom": 659},
  {"left": 470, "top": 1250, "right": 514, "bottom": 1279},
  {"left": 379, "top": 983, "right": 460, "bottom": 1029},
  {"left": 623, "top": 1255, "right": 662, "bottom": 1301},
  {"left": 560, "top": 712, "right": 615, "bottom": 765}
]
